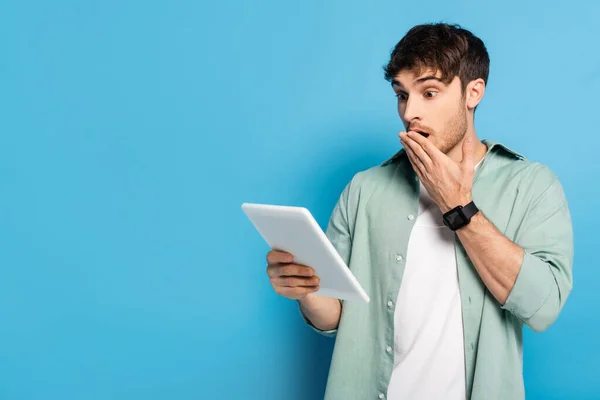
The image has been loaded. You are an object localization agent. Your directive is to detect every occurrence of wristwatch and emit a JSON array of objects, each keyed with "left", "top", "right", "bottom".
[{"left": 442, "top": 201, "right": 479, "bottom": 231}]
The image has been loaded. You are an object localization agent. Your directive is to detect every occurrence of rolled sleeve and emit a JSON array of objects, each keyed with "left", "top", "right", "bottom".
[
  {"left": 502, "top": 166, "right": 574, "bottom": 332},
  {"left": 503, "top": 252, "right": 562, "bottom": 331}
]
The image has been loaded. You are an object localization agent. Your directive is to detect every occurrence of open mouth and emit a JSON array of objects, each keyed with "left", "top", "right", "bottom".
[{"left": 406, "top": 127, "right": 431, "bottom": 139}]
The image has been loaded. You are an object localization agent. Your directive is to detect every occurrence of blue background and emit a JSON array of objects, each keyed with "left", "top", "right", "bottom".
[{"left": 1, "top": 0, "right": 598, "bottom": 399}]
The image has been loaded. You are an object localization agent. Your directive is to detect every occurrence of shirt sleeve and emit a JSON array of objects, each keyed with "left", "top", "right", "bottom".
[
  {"left": 501, "top": 165, "right": 574, "bottom": 332},
  {"left": 298, "top": 179, "right": 353, "bottom": 337}
]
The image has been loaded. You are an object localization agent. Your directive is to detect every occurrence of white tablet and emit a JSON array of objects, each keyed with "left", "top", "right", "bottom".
[{"left": 241, "top": 202, "right": 370, "bottom": 303}]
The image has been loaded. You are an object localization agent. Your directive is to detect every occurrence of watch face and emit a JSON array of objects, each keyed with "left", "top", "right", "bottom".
[{"left": 444, "top": 209, "right": 468, "bottom": 229}]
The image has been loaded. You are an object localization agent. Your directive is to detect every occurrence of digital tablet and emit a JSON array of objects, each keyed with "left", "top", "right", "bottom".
[{"left": 241, "top": 202, "right": 369, "bottom": 303}]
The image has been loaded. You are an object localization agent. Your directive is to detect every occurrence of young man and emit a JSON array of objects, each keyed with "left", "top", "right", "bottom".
[{"left": 265, "top": 23, "right": 573, "bottom": 400}]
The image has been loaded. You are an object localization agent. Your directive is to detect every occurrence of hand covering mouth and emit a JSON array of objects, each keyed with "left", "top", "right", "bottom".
[{"left": 411, "top": 129, "right": 430, "bottom": 138}]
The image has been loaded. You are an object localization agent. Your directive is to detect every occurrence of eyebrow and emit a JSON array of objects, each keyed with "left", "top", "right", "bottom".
[
  {"left": 415, "top": 75, "right": 444, "bottom": 85},
  {"left": 391, "top": 75, "right": 445, "bottom": 90}
]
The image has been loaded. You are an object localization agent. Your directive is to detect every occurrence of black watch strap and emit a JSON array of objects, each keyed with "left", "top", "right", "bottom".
[{"left": 462, "top": 201, "right": 479, "bottom": 219}]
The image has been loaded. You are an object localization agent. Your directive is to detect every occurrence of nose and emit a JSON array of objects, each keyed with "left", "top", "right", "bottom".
[{"left": 401, "top": 96, "right": 421, "bottom": 124}]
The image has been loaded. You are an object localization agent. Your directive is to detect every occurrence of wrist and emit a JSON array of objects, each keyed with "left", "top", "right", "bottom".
[
  {"left": 441, "top": 193, "right": 473, "bottom": 213},
  {"left": 442, "top": 196, "right": 479, "bottom": 231},
  {"left": 298, "top": 293, "right": 317, "bottom": 307},
  {"left": 457, "top": 211, "right": 485, "bottom": 232}
]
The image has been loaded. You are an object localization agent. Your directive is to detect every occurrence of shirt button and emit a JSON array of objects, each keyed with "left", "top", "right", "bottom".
[
  {"left": 379, "top": 393, "right": 385, "bottom": 399},
  {"left": 471, "top": 342, "right": 475, "bottom": 350},
  {"left": 407, "top": 214, "right": 414, "bottom": 221},
  {"left": 395, "top": 254, "right": 403, "bottom": 262},
  {"left": 387, "top": 301, "right": 393, "bottom": 308},
  {"left": 386, "top": 346, "right": 392, "bottom": 353}
]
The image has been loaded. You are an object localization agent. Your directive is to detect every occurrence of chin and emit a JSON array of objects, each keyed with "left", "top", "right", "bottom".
[{"left": 430, "top": 138, "right": 444, "bottom": 152}]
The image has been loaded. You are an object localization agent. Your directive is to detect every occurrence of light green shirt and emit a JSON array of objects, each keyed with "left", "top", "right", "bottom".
[{"left": 300, "top": 139, "right": 574, "bottom": 400}]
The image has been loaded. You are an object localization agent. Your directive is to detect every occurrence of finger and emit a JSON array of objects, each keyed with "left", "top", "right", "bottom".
[
  {"left": 274, "top": 285, "right": 320, "bottom": 299},
  {"left": 279, "top": 264, "right": 314, "bottom": 277},
  {"left": 266, "top": 250, "right": 294, "bottom": 265},
  {"left": 271, "top": 275, "right": 320, "bottom": 287},
  {"left": 406, "top": 131, "right": 443, "bottom": 163},
  {"left": 266, "top": 263, "right": 314, "bottom": 278},
  {"left": 461, "top": 136, "right": 476, "bottom": 170},
  {"left": 402, "top": 138, "right": 426, "bottom": 176},
  {"left": 403, "top": 131, "right": 434, "bottom": 168}
]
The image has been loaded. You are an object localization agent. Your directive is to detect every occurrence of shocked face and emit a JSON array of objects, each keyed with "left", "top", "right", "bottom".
[{"left": 392, "top": 68, "right": 468, "bottom": 155}]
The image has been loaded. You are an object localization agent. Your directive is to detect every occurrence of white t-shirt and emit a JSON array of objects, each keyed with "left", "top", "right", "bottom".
[{"left": 387, "top": 162, "right": 482, "bottom": 400}]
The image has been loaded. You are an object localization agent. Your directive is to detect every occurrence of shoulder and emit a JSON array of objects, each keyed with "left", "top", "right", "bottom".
[
  {"left": 343, "top": 155, "right": 412, "bottom": 197},
  {"left": 485, "top": 140, "right": 565, "bottom": 204}
]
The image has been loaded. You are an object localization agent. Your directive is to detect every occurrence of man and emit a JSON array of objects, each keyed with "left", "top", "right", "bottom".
[{"left": 265, "top": 23, "right": 573, "bottom": 400}]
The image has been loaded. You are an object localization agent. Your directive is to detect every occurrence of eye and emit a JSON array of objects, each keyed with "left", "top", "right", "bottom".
[
  {"left": 395, "top": 92, "right": 407, "bottom": 101},
  {"left": 424, "top": 91, "right": 438, "bottom": 98}
]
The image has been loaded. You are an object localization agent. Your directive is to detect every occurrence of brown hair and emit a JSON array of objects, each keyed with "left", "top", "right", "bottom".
[{"left": 383, "top": 23, "right": 490, "bottom": 93}]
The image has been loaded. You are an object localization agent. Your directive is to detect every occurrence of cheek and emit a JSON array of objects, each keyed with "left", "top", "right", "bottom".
[
  {"left": 397, "top": 103, "right": 407, "bottom": 120},
  {"left": 437, "top": 104, "right": 459, "bottom": 126}
]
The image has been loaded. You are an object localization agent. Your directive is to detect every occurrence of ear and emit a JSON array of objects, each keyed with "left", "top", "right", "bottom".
[{"left": 465, "top": 78, "right": 486, "bottom": 110}]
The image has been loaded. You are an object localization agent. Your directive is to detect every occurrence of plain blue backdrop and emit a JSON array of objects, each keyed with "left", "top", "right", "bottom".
[{"left": 1, "top": 0, "right": 598, "bottom": 399}]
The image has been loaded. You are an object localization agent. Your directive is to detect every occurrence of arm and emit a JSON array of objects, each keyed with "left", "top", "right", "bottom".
[
  {"left": 298, "top": 294, "right": 342, "bottom": 332},
  {"left": 455, "top": 212, "right": 523, "bottom": 306},
  {"left": 400, "top": 132, "right": 574, "bottom": 333},
  {"left": 456, "top": 168, "right": 574, "bottom": 332},
  {"left": 298, "top": 179, "right": 354, "bottom": 336}
]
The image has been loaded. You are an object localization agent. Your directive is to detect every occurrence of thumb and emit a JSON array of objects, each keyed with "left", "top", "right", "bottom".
[{"left": 461, "top": 136, "right": 476, "bottom": 168}]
